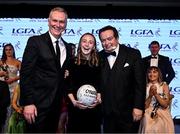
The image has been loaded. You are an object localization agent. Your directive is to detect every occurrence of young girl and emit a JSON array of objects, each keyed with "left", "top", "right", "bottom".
[
  {"left": 139, "top": 66, "right": 174, "bottom": 133},
  {"left": 66, "top": 33, "right": 102, "bottom": 133}
]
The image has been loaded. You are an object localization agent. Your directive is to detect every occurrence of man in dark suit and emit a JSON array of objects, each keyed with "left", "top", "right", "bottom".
[
  {"left": 20, "top": 7, "right": 73, "bottom": 133},
  {"left": 98, "top": 25, "right": 146, "bottom": 133},
  {"left": 0, "top": 80, "right": 10, "bottom": 133},
  {"left": 143, "top": 41, "right": 175, "bottom": 85}
]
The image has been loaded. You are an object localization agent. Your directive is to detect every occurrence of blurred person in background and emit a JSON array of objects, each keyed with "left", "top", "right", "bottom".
[
  {"left": 143, "top": 41, "right": 175, "bottom": 85},
  {"left": 139, "top": 66, "right": 174, "bottom": 133},
  {"left": 0, "top": 43, "right": 21, "bottom": 132},
  {"left": 0, "top": 73, "right": 10, "bottom": 133}
]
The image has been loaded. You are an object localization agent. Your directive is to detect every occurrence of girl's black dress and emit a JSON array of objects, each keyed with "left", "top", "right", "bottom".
[{"left": 66, "top": 58, "right": 102, "bottom": 133}]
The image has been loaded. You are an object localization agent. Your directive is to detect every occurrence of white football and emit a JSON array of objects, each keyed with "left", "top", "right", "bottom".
[{"left": 77, "top": 84, "right": 97, "bottom": 106}]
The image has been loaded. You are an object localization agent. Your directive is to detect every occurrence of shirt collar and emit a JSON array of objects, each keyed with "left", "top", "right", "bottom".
[
  {"left": 49, "top": 31, "right": 60, "bottom": 43},
  {"left": 114, "top": 44, "right": 119, "bottom": 56}
]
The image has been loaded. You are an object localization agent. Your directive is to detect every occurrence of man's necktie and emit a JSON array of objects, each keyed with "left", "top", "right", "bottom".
[
  {"left": 104, "top": 51, "right": 116, "bottom": 57},
  {"left": 55, "top": 40, "right": 61, "bottom": 65}
]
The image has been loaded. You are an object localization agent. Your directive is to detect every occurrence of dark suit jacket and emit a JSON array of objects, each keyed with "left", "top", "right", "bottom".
[
  {"left": 0, "top": 80, "right": 10, "bottom": 129},
  {"left": 143, "top": 54, "right": 175, "bottom": 85},
  {"left": 99, "top": 45, "right": 146, "bottom": 121},
  {"left": 20, "top": 32, "right": 73, "bottom": 110},
  {"left": 0, "top": 80, "right": 10, "bottom": 109}
]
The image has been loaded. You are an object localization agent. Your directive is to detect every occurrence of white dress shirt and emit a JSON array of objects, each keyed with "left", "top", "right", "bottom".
[
  {"left": 150, "top": 55, "right": 158, "bottom": 67},
  {"left": 107, "top": 45, "right": 119, "bottom": 69},
  {"left": 49, "top": 32, "right": 67, "bottom": 67}
]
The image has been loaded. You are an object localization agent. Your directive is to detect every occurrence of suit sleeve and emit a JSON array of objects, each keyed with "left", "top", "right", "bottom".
[
  {"left": 133, "top": 50, "right": 146, "bottom": 110},
  {"left": 20, "top": 37, "right": 39, "bottom": 106},
  {"left": 165, "top": 57, "right": 175, "bottom": 85},
  {"left": 0, "top": 81, "right": 10, "bottom": 108}
]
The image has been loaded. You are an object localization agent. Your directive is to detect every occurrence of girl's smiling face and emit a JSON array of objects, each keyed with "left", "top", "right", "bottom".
[
  {"left": 148, "top": 68, "right": 159, "bottom": 83},
  {"left": 5, "top": 46, "right": 14, "bottom": 57},
  {"left": 80, "top": 34, "right": 95, "bottom": 56}
]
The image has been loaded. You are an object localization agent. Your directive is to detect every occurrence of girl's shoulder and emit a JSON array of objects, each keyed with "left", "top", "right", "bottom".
[
  {"left": 13, "top": 59, "right": 21, "bottom": 67},
  {"left": 15, "top": 59, "right": 21, "bottom": 63},
  {"left": 161, "top": 82, "right": 170, "bottom": 94},
  {"left": 160, "top": 81, "right": 168, "bottom": 87}
]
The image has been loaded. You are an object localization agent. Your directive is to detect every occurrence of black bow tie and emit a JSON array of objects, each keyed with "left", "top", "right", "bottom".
[
  {"left": 151, "top": 56, "right": 157, "bottom": 59},
  {"left": 104, "top": 51, "right": 116, "bottom": 57}
]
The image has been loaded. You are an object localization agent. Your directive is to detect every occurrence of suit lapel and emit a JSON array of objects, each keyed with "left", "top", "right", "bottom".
[
  {"left": 158, "top": 55, "right": 163, "bottom": 68},
  {"left": 44, "top": 32, "right": 56, "bottom": 57},
  {"left": 101, "top": 45, "right": 127, "bottom": 85},
  {"left": 112, "top": 45, "right": 127, "bottom": 71},
  {"left": 43, "top": 32, "right": 61, "bottom": 69},
  {"left": 146, "top": 56, "right": 151, "bottom": 67},
  {"left": 100, "top": 51, "right": 111, "bottom": 85}
]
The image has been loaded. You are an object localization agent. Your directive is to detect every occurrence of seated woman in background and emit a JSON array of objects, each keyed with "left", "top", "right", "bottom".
[
  {"left": 8, "top": 84, "right": 25, "bottom": 133},
  {"left": 139, "top": 66, "right": 174, "bottom": 133},
  {"left": 11, "top": 84, "right": 23, "bottom": 114}
]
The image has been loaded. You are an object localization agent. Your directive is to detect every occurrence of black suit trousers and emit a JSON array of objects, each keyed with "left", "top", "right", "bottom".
[
  {"left": 103, "top": 114, "right": 140, "bottom": 133},
  {"left": 0, "top": 80, "right": 10, "bottom": 132},
  {"left": 25, "top": 100, "right": 61, "bottom": 133}
]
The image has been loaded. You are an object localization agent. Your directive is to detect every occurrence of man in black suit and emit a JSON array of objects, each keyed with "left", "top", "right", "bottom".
[
  {"left": 0, "top": 71, "right": 10, "bottom": 132},
  {"left": 0, "top": 81, "right": 10, "bottom": 133},
  {"left": 143, "top": 41, "right": 175, "bottom": 85},
  {"left": 98, "top": 25, "right": 146, "bottom": 133},
  {"left": 20, "top": 7, "right": 73, "bottom": 133}
]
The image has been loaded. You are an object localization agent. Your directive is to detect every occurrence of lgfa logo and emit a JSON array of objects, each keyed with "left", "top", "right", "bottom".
[
  {"left": 130, "top": 28, "right": 160, "bottom": 37},
  {"left": 125, "top": 42, "right": 139, "bottom": 49},
  {"left": 0, "top": 42, "right": 8, "bottom": 48},
  {"left": 170, "top": 58, "right": 180, "bottom": 66},
  {"left": 63, "top": 28, "right": 76, "bottom": 36},
  {"left": 160, "top": 42, "right": 178, "bottom": 52},
  {"left": 91, "top": 29, "right": 99, "bottom": 36},
  {"left": 12, "top": 27, "right": 43, "bottom": 36},
  {"left": 169, "top": 86, "right": 180, "bottom": 94},
  {"left": 169, "top": 30, "right": 180, "bottom": 37}
]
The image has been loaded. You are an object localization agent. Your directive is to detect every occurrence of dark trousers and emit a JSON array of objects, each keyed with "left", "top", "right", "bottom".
[
  {"left": 0, "top": 109, "right": 7, "bottom": 132},
  {"left": 103, "top": 114, "right": 140, "bottom": 133},
  {"left": 0, "top": 80, "right": 10, "bottom": 132},
  {"left": 67, "top": 104, "right": 102, "bottom": 133},
  {"left": 25, "top": 104, "right": 61, "bottom": 133}
]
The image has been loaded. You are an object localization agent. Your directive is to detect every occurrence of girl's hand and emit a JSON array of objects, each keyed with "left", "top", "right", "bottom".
[
  {"left": 72, "top": 100, "right": 88, "bottom": 109},
  {"left": 16, "top": 107, "right": 23, "bottom": 114},
  {"left": 150, "top": 85, "right": 157, "bottom": 96},
  {"left": 149, "top": 88, "right": 153, "bottom": 98},
  {"left": 88, "top": 101, "right": 98, "bottom": 109},
  {"left": 0, "top": 70, "right": 7, "bottom": 76},
  {"left": 88, "top": 93, "right": 102, "bottom": 109},
  {"left": 64, "top": 70, "right": 69, "bottom": 79},
  {"left": 5, "top": 77, "right": 15, "bottom": 84},
  {"left": 96, "top": 93, "right": 102, "bottom": 104}
]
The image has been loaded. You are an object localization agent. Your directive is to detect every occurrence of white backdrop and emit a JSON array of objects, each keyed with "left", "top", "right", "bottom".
[{"left": 0, "top": 18, "right": 179, "bottom": 118}]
